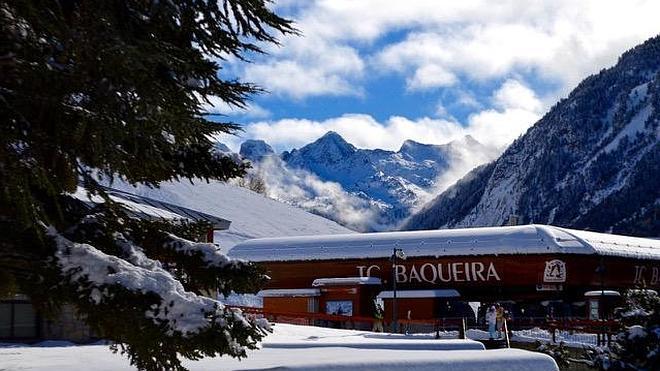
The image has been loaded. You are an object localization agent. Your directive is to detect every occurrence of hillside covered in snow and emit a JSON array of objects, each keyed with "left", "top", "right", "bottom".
[
  {"left": 109, "top": 181, "right": 353, "bottom": 249},
  {"left": 236, "top": 132, "right": 498, "bottom": 231},
  {"left": 403, "top": 36, "right": 660, "bottom": 237}
]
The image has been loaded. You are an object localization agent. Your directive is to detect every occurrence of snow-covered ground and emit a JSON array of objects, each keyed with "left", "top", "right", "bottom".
[
  {"left": 109, "top": 180, "right": 354, "bottom": 250},
  {"left": 0, "top": 324, "right": 559, "bottom": 371},
  {"left": 464, "top": 328, "right": 599, "bottom": 348}
]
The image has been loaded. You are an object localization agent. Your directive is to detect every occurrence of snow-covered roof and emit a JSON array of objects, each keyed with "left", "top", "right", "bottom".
[
  {"left": 258, "top": 289, "right": 321, "bottom": 298},
  {"left": 377, "top": 289, "right": 460, "bottom": 299},
  {"left": 229, "top": 224, "right": 660, "bottom": 262},
  {"left": 312, "top": 277, "right": 382, "bottom": 286},
  {"left": 72, "top": 187, "right": 231, "bottom": 230},
  {"left": 584, "top": 290, "right": 621, "bottom": 297}
]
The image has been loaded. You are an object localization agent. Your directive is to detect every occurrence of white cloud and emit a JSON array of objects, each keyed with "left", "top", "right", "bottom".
[
  {"left": 242, "top": 35, "right": 365, "bottom": 99},
  {"left": 202, "top": 95, "right": 271, "bottom": 119},
  {"left": 221, "top": 79, "right": 542, "bottom": 153},
  {"left": 249, "top": 157, "right": 385, "bottom": 231},
  {"left": 239, "top": 0, "right": 660, "bottom": 99},
  {"left": 492, "top": 79, "right": 542, "bottom": 112},
  {"left": 407, "top": 64, "right": 457, "bottom": 91}
]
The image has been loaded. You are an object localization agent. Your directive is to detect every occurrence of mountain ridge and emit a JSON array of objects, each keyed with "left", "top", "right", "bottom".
[
  {"left": 403, "top": 35, "right": 660, "bottom": 237},
  {"left": 231, "top": 132, "right": 496, "bottom": 231}
]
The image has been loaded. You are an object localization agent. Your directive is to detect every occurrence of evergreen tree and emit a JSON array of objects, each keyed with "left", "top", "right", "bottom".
[
  {"left": 0, "top": 0, "right": 294, "bottom": 370},
  {"left": 586, "top": 290, "right": 660, "bottom": 370}
]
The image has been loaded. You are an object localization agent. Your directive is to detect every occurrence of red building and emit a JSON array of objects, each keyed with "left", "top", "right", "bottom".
[{"left": 229, "top": 225, "right": 660, "bottom": 321}]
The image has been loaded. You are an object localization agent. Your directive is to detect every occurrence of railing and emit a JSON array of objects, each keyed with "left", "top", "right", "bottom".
[
  {"left": 232, "top": 306, "right": 468, "bottom": 337},
  {"left": 230, "top": 306, "right": 619, "bottom": 347},
  {"left": 545, "top": 319, "right": 619, "bottom": 347}
]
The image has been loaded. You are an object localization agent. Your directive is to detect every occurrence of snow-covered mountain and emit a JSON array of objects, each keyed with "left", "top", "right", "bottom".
[
  {"left": 239, "top": 139, "right": 275, "bottom": 162},
  {"left": 403, "top": 36, "right": 660, "bottom": 237},
  {"left": 237, "top": 132, "right": 496, "bottom": 231},
  {"left": 108, "top": 181, "right": 354, "bottom": 249}
]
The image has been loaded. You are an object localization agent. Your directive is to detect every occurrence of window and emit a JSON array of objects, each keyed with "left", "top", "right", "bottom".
[
  {"left": 325, "top": 300, "right": 353, "bottom": 316},
  {"left": 0, "top": 303, "right": 10, "bottom": 337},
  {"left": 0, "top": 300, "right": 39, "bottom": 339},
  {"left": 589, "top": 300, "right": 599, "bottom": 320}
]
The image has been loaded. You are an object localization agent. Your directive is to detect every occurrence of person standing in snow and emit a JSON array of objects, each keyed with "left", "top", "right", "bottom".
[
  {"left": 405, "top": 309, "right": 412, "bottom": 334},
  {"left": 486, "top": 306, "right": 498, "bottom": 340},
  {"left": 496, "top": 304, "right": 505, "bottom": 338},
  {"left": 372, "top": 304, "right": 384, "bottom": 332}
]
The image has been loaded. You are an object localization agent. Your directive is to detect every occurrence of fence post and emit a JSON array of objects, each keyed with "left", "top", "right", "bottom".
[
  {"left": 503, "top": 318, "right": 510, "bottom": 348},
  {"left": 459, "top": 317, "right": 466, "bottom": 339},
  {"left": 551, "top": 326, "right": 556, "bottom": 343}
]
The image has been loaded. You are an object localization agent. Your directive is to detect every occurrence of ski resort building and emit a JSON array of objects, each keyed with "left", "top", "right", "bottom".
[
  {"left": 0, "top": 188, "right": 231, "bottom": 343},
  {"left": 229, "top": 225, "right": 660, "bottom": 322}
]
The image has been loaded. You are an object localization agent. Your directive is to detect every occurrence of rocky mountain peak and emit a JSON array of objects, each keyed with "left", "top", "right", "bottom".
[
  {"left": 239, "top": 139, "right": 275, "bottom": 162},
  {"left": 313, "top": 131, "right": 356, "bottom": 154}
]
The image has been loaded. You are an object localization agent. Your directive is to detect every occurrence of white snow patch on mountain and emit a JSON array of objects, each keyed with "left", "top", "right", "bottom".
[{"left": 602, "top": 104, "right": 653, "bottom": 153}]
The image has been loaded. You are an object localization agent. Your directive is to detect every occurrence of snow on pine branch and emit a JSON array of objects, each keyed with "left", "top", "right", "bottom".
[
  {"left": 114, "top": 231, "right": 163, "bottom": 271},
  {"left": 46, "top": 226, "right": 257, "bottom": 336},
  {"left": 164, "top": 233, "right": 243, "bottom": 268}
]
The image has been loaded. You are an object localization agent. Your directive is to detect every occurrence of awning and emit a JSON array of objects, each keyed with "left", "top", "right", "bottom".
[
  {"left": 584, "top": 290, "right": 620, "bottom": 297},
  {"left": 258, "top": 289, "right": 321, "bottom": 298},
  {"left": 312, "top": 277, "right": 382, "bottom": 287},
  {"left": 377, "top": 289, "right": 460, "bottom": 299}
]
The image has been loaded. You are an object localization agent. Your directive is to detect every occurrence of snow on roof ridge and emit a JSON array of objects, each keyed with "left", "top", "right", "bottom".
[
  {"left": 229, "top": 224, "right": 660, "bottom": 262},
  {"left": 537, "top": 224, "right": 660, "bottom": 253},
  {"left": 236, "top": 224, "right": 542, "bottom": 244},
  {"left": 530, "top": 224, "right": 594, "bottom": 252}
]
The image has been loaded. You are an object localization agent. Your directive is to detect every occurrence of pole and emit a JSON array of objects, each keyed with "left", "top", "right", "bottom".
[
  {"left": 392, "top": 247, "right": 398, "bottom": 333},
  {"left": 597, "top": 257, "right": 605, "bottom": 319}
]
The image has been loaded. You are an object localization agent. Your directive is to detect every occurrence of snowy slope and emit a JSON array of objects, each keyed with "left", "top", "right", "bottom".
[
  {"left": 109, "top": 181, "right": 353, "bottom": 249},
  {"left": 404, "top": 35, "right": 660, "bottom": 237}
]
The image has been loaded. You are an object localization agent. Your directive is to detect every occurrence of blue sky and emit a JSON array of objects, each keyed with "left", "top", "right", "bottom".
[{"left": 210, "top": 0, "right": 660, "bottom": 153}]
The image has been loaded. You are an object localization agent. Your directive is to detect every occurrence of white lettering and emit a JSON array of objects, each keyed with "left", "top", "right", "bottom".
[
  {"left": 487, "top": 262, "right": 501, "bottom": 281},
  {"left": 395, "top": 265, "right": 407, "bottom": 283},
  {"left": 452, "top": 262, "right": 465, "bottom": 282},
  {"left": 651, "top": 267, "right": 658, "bottom": 285},
  {"left": 634, "top": 266, "right": 646, "bottom": 284},
  {"left": 366, "top": 265, "right": 381, "bottom": 277},
  {"left": 420, "top": 263, "right": 437, "bottom": 284},
  {"left": 438, "top": 263, "right": 452, "bottom": 282},
  {"left": 409, "top": 265, "right": 422, "bottom": 283},
  {"left": 357, "top": 261, "right": 501, "bottom": 284},
  {"left": 472, "top": 262, "right": 485, "bottom": 281}
]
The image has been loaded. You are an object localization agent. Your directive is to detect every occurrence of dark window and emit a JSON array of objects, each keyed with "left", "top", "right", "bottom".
[
  {"left": 0, "top": 300, "right": 39, "bottom": 340},
  {"left": 0, "top": 303, "right": 11, "bottom": 337}
]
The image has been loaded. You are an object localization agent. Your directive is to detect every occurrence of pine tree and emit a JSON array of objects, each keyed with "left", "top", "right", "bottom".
[
  {"left": 586, "top": 290, "right": 660, "bottom": 370},
  {"left": 0, "top": 0, "right": 294, "bottom": 370}
]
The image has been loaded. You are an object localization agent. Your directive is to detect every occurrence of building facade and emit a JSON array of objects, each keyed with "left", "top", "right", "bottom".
[{"left": 229, "top": 225, "right": 660, "bottom": 322}]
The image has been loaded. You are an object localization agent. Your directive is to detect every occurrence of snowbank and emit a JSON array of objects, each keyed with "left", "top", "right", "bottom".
[{"left": 1, "top": 324, "right": 558, "bottom": 371}]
